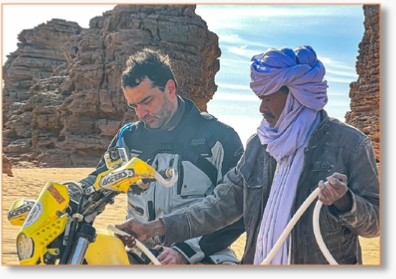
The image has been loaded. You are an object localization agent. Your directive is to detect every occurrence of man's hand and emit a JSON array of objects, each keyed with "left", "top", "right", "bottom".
[
  {"left": 115, "top": 219, "right": 147, "bottom": 248},
  {"left": 149, "top": 245, "right": 189, "bottom": 265},
  {"left": 318, "top": 172, "right": 352, "bottom": 213},
  {"left": 115, "top": 219, "right": 166, "bottom": 248}
]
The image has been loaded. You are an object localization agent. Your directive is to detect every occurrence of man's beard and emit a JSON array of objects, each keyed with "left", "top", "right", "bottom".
[{"left": 143, "top": 97, "right": 173, "bottom": 129}]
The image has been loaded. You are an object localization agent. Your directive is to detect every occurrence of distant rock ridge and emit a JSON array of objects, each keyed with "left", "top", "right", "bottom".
[
  {"left": 345, "top": 5, "right": 380, "bottom": 163},
  {"left": 2, "top": 4, "right": 220, "bottom": 167}
]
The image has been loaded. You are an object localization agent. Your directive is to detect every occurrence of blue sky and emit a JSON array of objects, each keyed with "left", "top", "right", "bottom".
[
  {"left": 197, "top": 4, "right": 364, "bottom": 88},
  {"left": 194, "top": 4, "right": 366, "bottom": 145}
]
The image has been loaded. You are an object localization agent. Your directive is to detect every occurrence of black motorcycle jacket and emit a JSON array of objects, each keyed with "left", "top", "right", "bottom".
[{"left": 80, "top": 97, "right": 245, "bottom": 264}]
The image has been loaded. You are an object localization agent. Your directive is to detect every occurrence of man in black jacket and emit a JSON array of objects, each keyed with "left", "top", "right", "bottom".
[{"left": 80, "top": 48, "right": 245, "bottom": 264}]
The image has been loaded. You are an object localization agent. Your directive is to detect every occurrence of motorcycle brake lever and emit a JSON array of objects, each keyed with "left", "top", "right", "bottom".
[{"left": 107, "top": 224, "right": 131, "bottom": 237}]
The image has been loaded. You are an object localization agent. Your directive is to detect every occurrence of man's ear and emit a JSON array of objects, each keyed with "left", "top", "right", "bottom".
[{"left": 166, "top": 79, "right": 176, "bottom": 96}]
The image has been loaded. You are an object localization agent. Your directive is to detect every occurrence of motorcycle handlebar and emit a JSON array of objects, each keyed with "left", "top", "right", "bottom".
[{"left": 94, "top": 157, "right": 179, "bottom": 193}]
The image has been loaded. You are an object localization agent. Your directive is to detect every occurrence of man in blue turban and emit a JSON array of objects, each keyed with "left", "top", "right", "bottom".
[{"left": 115, "top": 45, "right": 380, "bottom": 265}]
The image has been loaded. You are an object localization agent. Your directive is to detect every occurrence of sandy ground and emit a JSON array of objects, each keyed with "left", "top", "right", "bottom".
[{"left": 1, "top": 168, "right": 380, "bottom": 265}]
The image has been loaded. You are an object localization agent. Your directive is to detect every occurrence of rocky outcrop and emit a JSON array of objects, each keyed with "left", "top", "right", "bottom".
[
  {"left": 2, "top": 5, "right": 220, "bottom": 167},
  {"left": 2, "top": 155, "right": 13, "bottom": 177},
  {"left": 345, "top": 5, "right": 380, "bottom": 162}
]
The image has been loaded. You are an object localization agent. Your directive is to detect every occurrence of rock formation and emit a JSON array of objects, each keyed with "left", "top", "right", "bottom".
[
  {"left": 2, "top": 155, "right": 13, "bottom": 177},
  {"left": 345, "top": 5, "right": 380, "bottom": 163},
  {"left": 2, "top": 5, "right": 220, "bottom": 167}
]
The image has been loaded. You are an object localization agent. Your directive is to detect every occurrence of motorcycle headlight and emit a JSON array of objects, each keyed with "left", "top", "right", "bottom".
[{"left": 17, "top": 233, "right": 34, "bottom": 260}]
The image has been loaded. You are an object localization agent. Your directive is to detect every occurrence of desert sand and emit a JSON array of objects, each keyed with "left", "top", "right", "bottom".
[{"left": 1, "top": 167, "right": 380, "bottom": 265}]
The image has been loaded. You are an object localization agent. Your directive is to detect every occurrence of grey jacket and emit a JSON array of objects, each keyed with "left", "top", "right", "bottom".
[
  {"left": 80, "top": 98, "right": 245, "bottom": 264},
  {"left": 161, "top": 110, "right": 380, "bottom": 264}
]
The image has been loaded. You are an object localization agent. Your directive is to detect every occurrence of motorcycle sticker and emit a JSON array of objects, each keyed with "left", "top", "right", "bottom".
[
  {"left": 47, "top": 184, "right": 66, "bottom": 204},
  {"left": 99, "top": 169, "right": 135, "bottom": 189},
  {"left": 23, "top": 202, "right": 43, "bottom": 228}
]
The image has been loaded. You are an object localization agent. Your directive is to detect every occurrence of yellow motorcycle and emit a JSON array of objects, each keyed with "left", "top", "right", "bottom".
[{"left": 7, "top": 148, "right": 178, "bottom": 265}]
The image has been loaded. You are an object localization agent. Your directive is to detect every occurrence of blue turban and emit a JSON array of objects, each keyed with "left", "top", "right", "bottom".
[{"left": 250, "top": 45, "right": 328, "bottom": 111}]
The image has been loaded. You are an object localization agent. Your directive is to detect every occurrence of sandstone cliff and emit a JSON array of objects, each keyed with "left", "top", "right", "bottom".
[
  {"left": 345, "top": 5, "right": 380, "bottom": 163},
  {"left": 2, "top": 4, "right": 220, "bottom": 167}
]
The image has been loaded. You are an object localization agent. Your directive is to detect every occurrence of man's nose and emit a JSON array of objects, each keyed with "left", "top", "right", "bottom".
[
  {"left": 259, "top": 99, "right": 267, "bottom": 113},
  {"left": 135, "top": 105, "right": 148, "bottom": 119}
]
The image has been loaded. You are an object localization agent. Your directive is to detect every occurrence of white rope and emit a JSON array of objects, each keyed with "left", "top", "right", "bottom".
[
  {"left": 108, "top": 186, "right": 337, "bottom": 266},
  {"left": 107, "top": 224, "right": 161, "bottom": 265},
  {"left": 134, "top": 239, "right": 161, "bottom": 265},
  {"left": 313, "top": 200, "right": 338, "bottom": 264},
  {"left": 261, "top": 187, "right": 337, "bottom": 265}
]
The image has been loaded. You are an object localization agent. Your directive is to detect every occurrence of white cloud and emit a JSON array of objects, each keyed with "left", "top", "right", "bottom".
[
  {"left": 320, "top": 57, "right": 356, "bottom": 71},
  {"left": 326, "top": 76, "right": 356, "bottom": 84},
  {"left": 219, "top": 34, "right": 244, "bottom": 44},
  {"left": 197, "top": 4, "right": 363, "bottom": 32},
  {"left": 198, "top": 4, "right": 360, "bottom": 21},
  {"left": 319, "top": 56, "right": 358, "bottom": 83},
  {"left": 227, "top": 45, "right": 251, "bottom": 57}
]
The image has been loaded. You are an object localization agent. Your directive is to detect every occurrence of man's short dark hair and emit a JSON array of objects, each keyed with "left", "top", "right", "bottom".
[{"left": 121, "top": 48, "right": 178, "bottom": 91}]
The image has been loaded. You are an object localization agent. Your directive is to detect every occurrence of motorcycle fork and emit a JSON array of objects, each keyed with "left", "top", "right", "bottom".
[{"left": 67, "top": 223, "right": 96, "bottom": 264}]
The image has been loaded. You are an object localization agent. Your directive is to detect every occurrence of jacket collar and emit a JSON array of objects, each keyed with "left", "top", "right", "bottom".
[{"left": 307, "top": 110, "right": 330, "bottom": 147}]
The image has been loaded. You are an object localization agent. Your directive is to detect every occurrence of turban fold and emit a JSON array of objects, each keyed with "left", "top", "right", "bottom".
[{"left": 250, "top": 45, "right": 328, "bottom": 111}]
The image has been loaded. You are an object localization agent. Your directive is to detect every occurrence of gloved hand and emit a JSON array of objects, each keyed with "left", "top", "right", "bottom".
[
  {"left": 149, "top": 246, "right": 189, "bottom": 265},
  {"left": 129, "top": 179, "right": 151, "bottom": 196}
]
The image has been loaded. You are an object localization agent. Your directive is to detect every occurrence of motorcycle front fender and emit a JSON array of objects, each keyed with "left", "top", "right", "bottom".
[{"left": 85, "top": 229, "right": 130, "bottom": 265}]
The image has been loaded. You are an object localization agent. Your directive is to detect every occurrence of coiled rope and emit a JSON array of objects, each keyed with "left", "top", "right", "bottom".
[{"left": 261, "top": 187, "right": 338, "bottom": 265}]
